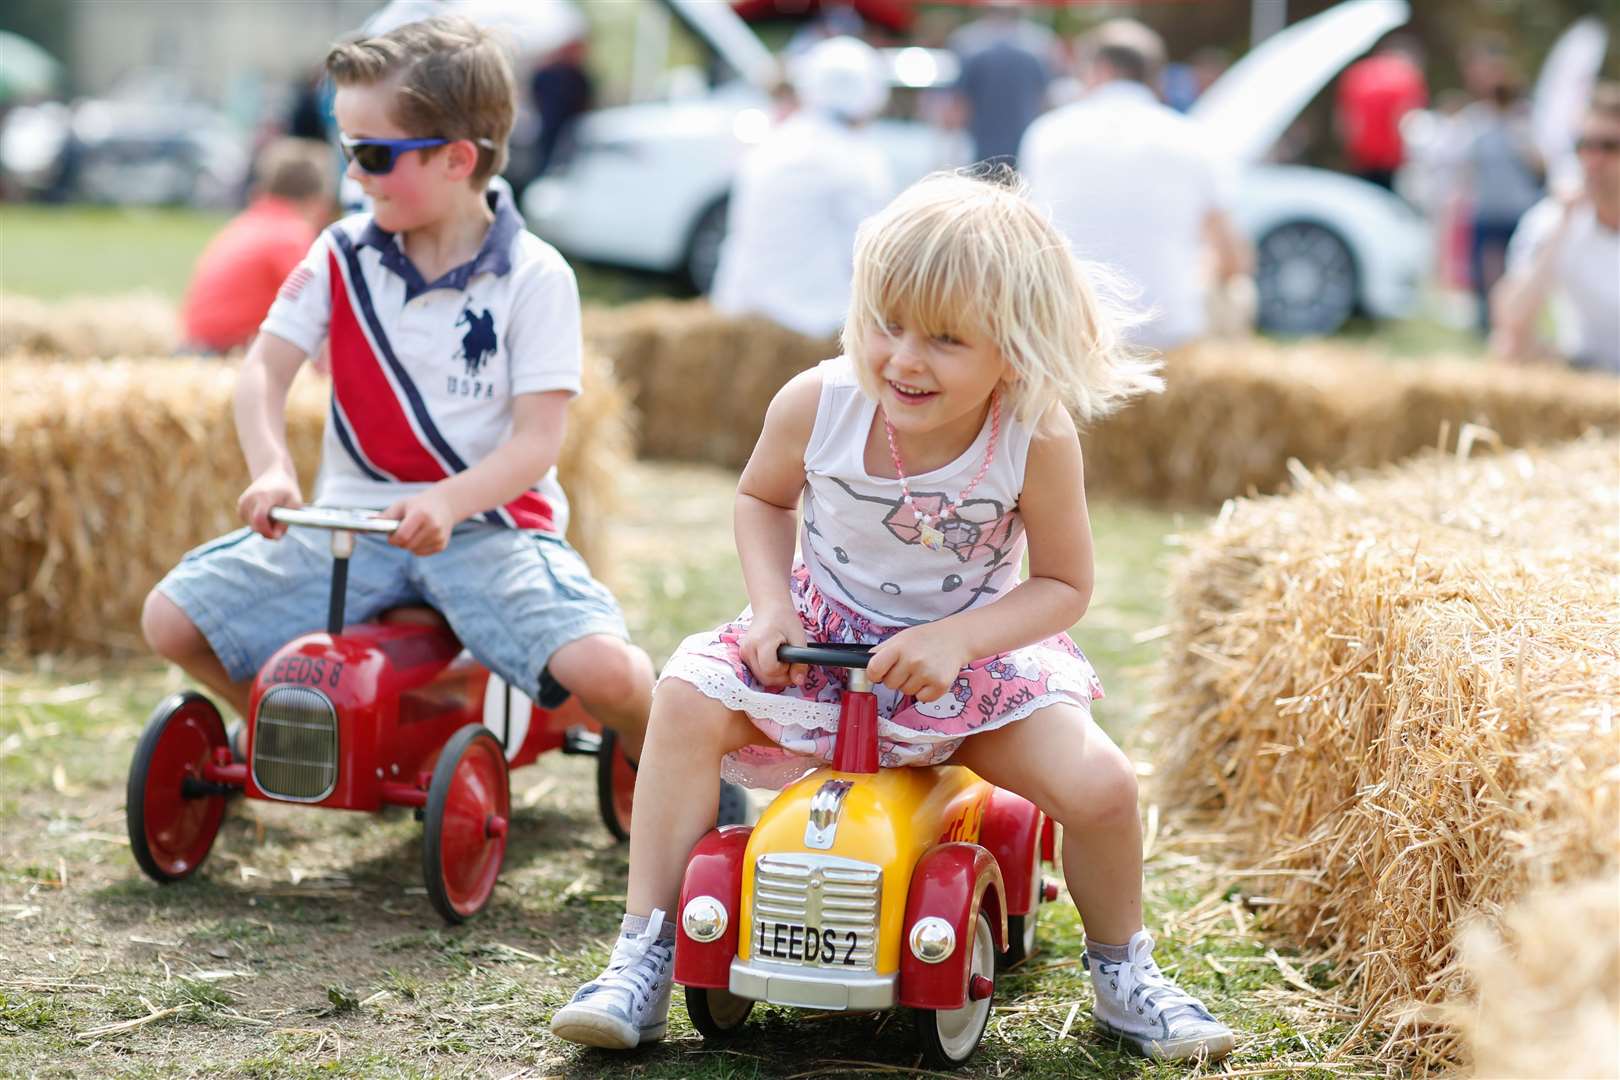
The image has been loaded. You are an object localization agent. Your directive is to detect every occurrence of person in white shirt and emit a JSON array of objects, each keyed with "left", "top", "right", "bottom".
[
  {"left": 710, "top": 36, "right": 894, "bottom": 338},
  {"left": 1019, "top": 19, "right": 1250, "bottom": 351},
  {"left": 1491, "top": 83, "right": 1620, "bottom": 375}
]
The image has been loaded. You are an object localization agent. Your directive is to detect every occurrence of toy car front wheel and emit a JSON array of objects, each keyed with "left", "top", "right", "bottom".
[
  {"left": 423, "top": 724, "right": 510, "bottom": 924},
  {"left": 127, "top": 691, "right": 230, "bottom": 882},
  {"left": 685, "top": 985, "right": 754, "bottom": 1040},
  {"left": 915, "top": 911, "right": 996, "bottom": 1068}
]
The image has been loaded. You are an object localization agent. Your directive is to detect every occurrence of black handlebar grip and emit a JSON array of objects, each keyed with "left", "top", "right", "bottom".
[{"left": 776, "top": 643, "right": 873, "bottom": 669}]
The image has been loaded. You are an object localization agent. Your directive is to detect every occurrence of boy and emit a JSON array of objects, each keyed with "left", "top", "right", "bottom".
[
  {"left": 142, "top": 16, "right": 651, "bottom": 761},
  {"left": 179, "top": 137, "right": 335, "bottom": 354}
]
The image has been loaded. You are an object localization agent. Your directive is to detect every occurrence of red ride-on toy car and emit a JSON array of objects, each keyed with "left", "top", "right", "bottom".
[{"left": 127, "top": 507, "right": 736, "bottom": 922}]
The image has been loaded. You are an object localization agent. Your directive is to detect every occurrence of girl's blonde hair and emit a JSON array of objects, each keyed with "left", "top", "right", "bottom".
[{"left": 841, "top": 170, "right": 1162, "bottom": 426}]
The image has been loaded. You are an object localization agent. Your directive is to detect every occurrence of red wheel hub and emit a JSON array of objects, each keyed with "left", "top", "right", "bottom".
[
  {"left": 142, "top": 700, "right": 227, "bottom": 877},
  {"left": 437, "top": 737, "right": 509, "bottom": 916}
]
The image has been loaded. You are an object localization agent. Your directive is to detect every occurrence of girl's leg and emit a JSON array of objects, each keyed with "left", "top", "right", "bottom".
[
  {"left": 625, "top": 677, "right": 771, "bottom": 917},
  {"left": 950, "top": 703, "right": 1233, "bottom": 1062},
  {"left": 948, "top": 702, "right": 1142, "bottom": 943}
]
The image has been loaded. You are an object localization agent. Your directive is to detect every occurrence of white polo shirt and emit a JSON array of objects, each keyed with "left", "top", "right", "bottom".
[
  {"left": 260, "top": 187, "right": 582, "bottom": 533},
  {"left": 1019, "top": 81, "right": 1238, "bottom": 351},
  {"left": 1505, "top": 197, "right": 1620, "bottom": 375}
]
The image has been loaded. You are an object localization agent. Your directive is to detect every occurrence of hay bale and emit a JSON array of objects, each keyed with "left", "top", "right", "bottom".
[
  {"left": 2, "top": 353, "right": 627, "bottom": 656},
  {"left": 1081, "top": 340, "right": 1620, "bottom": 506},
  {"left": 584, "top": 300, "right": 837, "bottom": 467},
  {"left": 1152, "top": 436, "right": 1620, "bottom": 1067},
  {"left": 0, "top": 291, "right": 181, "bottom": 359},
  {"left": 1455, "top": 878, "right": 1620, "bottom": 1079}
]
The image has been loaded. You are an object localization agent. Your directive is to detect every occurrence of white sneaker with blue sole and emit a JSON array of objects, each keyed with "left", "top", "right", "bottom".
[
  {"left": 550, "top": 909, "right": 675, "bottom": 1050},
  {"left": 1086, "top": 930, "right": 1235, "bottom": 1062}
]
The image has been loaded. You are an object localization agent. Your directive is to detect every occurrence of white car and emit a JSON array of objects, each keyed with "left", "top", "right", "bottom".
[{"left": 525, "top": 0, "right": 1427, "bottom": 336}]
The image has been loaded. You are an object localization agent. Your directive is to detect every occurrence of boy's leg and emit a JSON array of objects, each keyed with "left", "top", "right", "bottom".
[
  {"left": 544, "top": 634, "right": 653, "bottom": 761},
  {"left": 551, "top": 676, "right": 768, "bottom": 1049},
  {"left": 146, "top": 526, "right": 415, "bottom": 721},
  {"left": 415, "top": 526, "right": 652, "bottom": 756},
  {"left": 949, "top": 704, "right": 1233, "bottom": 1063}
]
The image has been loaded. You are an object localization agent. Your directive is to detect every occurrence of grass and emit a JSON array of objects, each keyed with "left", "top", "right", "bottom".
[{"left": 0, "top": 460, "right": 1388, "bottom": 1078}]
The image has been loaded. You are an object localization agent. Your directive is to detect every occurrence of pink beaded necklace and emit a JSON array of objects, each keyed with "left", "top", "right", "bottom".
[{"left": 881, "top": 391, "right": 1002, "bottom": 552}]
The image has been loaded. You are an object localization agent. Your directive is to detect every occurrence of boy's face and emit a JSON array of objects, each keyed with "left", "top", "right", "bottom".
[{"left": 333, "top": 80, "right": 476, "bottom": 233}]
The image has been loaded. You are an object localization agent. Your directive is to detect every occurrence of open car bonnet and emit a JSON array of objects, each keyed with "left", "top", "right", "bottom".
[{"left": 1190, "top": 0, "right": 1410, "bottom": 164}]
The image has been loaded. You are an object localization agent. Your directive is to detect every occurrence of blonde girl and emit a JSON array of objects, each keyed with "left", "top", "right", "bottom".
[{"left": 552, "top": 171, "right": 1234, "bottom": 1063}]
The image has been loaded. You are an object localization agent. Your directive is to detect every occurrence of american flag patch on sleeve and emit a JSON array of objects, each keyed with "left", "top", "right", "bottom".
[{"left": 279, "top": 265, "right": 315, "bottom": 301}]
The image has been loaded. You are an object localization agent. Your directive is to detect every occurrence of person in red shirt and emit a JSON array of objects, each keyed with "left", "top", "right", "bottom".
[
  {"left": 180, "top": 138, "right": 335, "bottom": 353},
  {"left": 1335, "top": 34, "right": 1428, "bottom": 190}
]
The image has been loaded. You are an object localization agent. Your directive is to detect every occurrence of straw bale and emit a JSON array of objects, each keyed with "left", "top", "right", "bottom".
[
  {"left": 0, "top": 291, "right": 181, "bottom": 359},
  {"left": 1080, "top": 339, "right": 1620, "bottom": 506},
  {"left": 2, "top": 353, "right": 627, "bottom": 656},
  {"left": 1455, "top": 877, "right": 1620, "bottom": 1079},
  {"left": 583, "top": 300, "right": 836, "bottom": 467},
  {"left": 1152, "top": 436, "right": 1620, "bottom": 1067}
]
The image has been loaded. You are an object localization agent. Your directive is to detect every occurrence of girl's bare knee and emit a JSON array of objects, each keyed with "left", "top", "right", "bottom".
[
  {"left": 651, "top": 678, "right": 755, "bottom": 753},
  {"left": 141, "top": 590, "right": 203, "bottom": 661},
  {"left": 1055, "top": 746, "right": 1139, "bottom": 832}
]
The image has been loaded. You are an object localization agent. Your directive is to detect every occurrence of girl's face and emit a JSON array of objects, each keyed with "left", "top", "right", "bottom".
[
  {"left": 864, "top": 315, "right": 1011, "bottom": 439},
  {"left": 333, "top": 81, "right": 454, "bottom": 234}
]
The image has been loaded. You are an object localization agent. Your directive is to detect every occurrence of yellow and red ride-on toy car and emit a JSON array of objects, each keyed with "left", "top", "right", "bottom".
[
  {"left": 674, "top": 643, "right": 1060, "bottom": 1069},
  {"left": 127, "top": 507, "right": 741, "bottom": 922}
]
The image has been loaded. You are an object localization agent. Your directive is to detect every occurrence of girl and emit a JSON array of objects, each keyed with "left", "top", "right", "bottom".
[{"left": 550, "top": 172, "right": 1235, "bottom": 1063}]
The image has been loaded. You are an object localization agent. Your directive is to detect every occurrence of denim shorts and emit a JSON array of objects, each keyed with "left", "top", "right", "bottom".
[{"left": 157, "top": 520, "right": 628, "bottom": 697}]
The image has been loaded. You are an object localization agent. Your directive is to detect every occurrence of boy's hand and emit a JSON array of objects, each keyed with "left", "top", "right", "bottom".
[
  {"left": 867, "top": 624, "right": 971, "bottom": 704},
  {"left": 739, "top": 606, "right": 808, "bottom": 689},
  {"left": 238, "top": 469, "right": 303, "bottom": 539},
  {"left": 382, "top": 490, "right": 457, "bottom": 555}
]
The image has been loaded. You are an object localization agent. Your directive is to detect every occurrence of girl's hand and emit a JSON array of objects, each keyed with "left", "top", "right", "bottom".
[
  {"left": 867, "top": 624, "right": 971, "bottom": 703},
  {"left": 739, "top": 606, "right": 808, "bottom": 689},
  {"left": 238, "top": 469, "right": 303, "bottom": 539},
  {"left": 382, "top": 490, "right": 457, "bottom": 555}
]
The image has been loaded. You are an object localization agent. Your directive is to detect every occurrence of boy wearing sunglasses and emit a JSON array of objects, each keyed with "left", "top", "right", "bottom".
[
  {"left": 1490, "top": 82, "right": 1620, "bottom": 375},
  {"left": 143, "top": 16, "right": 655, "bottom": 765}
]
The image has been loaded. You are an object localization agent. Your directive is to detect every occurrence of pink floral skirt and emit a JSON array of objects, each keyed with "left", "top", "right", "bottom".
[{"left": 659, "top": 566, "right": 1104, "bottom": 789}]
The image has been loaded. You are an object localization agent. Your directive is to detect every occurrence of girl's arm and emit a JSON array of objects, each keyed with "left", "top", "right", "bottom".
[
  {"left": 868, "top": 405, "right": 1095, "bottom": 701},
  {"left": 733, "top": 368, "right": 822, "bottom": 686}
]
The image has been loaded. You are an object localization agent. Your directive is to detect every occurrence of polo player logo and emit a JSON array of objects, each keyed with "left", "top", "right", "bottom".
[{"left": 456, "top": 307, "right": 497, "bottom": 377}]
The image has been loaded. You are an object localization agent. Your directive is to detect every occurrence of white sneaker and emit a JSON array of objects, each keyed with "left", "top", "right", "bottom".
[
  {"left": 1085, "top": 930, "right": 1235, "bottom": 1062},
  {"left": 550, "top": 910, "right": 675, "bottom": 1050}
]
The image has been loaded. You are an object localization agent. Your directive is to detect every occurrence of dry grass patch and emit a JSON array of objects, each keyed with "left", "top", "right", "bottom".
[{"left": 1151, "top": 436, "right": 1619, "bottom": 1072}]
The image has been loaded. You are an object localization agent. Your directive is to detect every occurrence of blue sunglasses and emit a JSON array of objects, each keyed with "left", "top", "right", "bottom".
[{"left": 340, "top": 134, "right": 496, "bottom": 175}]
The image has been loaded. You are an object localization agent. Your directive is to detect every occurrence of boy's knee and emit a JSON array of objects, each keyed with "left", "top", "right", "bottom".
[
  {"left": 550, "top": 636, "right": 651, "bottom": 707},
  {"left": 142, "top": 589, "right": 204, "bottom": 661}
]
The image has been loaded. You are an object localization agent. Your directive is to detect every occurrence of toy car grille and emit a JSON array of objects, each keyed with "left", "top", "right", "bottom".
[
  {"left": 252, "top": 685, "right": 338, "bottom": 802},
  {"left": 753, "top": 854, "right": 881, "bottom": 970}
]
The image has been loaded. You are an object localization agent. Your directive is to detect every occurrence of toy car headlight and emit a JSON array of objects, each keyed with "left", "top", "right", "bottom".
[
  {"left": 909, "top": 917, "right": 956, "bottom": 964},
  {"left": 681, "top": 895, "right": 728, "bottom": 943}
]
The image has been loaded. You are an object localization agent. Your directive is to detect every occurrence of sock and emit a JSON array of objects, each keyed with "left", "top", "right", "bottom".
[
  {"left": 621, "top": 912, "right": 676, "bottom": 943},
  {"left": 1085, "top": 937, "right": 1130, "bottom": 964}
]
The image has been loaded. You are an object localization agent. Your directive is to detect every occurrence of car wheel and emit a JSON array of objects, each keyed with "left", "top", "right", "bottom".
[
  {"left": 683, "top": 197, "right": 728, "bottom": 294},
  {"left": 422, "top": 724, "right": 509, "bottom": 924},
  {"left": 685, "top": 985, "right": 754, "bottom": 1040},
  {"left": 915, "top": 911, "right": 996, "bottom": 1068},
  {"left": 127, "top": 691, "right": 230, "bottom": 882},
  {"left": 1255, "top": 220, "right": 1358, "bottom": 335}
]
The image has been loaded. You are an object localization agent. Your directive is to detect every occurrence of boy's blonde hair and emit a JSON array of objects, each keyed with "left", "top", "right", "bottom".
[
  {"left": 326, "top": 15, "right": 514, "bottom": 184},
  {"left": 842, "top": 170, "right": 1162, "bottom": 426}
]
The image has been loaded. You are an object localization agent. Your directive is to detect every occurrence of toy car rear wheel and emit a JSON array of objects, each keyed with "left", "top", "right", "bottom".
[
  {"left": 915, "top": 911, "right": 996, "bottom": 1068},
  {"left": 126, "top": 691, "right": 230, "bottom": 882},
  {"left": 423, "top": 724, "right": 509, "bottom": 924},
  {"left": 685, "top": 985, "right": 754, "bottom": 1040},
  {"left": 1000, "top": 825, "right": 1045, "bottom": 968},
  {"left": 598, "top": 730, "right": 747, "bottom": 842}
]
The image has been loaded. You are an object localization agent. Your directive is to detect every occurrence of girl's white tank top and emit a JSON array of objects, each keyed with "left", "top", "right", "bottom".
[{"left": 800, "top": 356, "right": 1035, "bottom": 627}]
